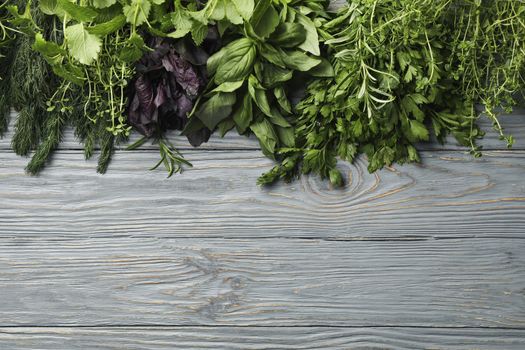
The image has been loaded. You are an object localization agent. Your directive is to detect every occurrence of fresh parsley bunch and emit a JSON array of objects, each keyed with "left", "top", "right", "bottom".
[{"left": 259, "top": 0, "right": 525, "bottom": 187}]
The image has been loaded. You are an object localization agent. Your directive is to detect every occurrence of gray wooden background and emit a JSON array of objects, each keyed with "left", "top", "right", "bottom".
[
  {"left": 1, "top": 106, "right": 524, "bottom": 349},
  {"left": 1, "top": 2, "right": 525, "bottom": 346}
]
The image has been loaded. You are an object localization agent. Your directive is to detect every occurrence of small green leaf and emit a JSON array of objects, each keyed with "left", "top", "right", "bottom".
[
  {"left": 123, "top": 0, "right": 151, "bottom": 27},
  {"left": 64, "top": 23, "right": 102, "bottom": 65},
  {"left": 255, "top": 61, "right": 293, "bottom": 88},
  {"left": 250, "top": 0, "right": 279, "bottom": 38},
  {"left": 212, "top": 81, "right": 244, "bottom": 93},
  {"left": 279, "top": 50, "right": 322, "bottom": 71},
  {"left": 269, "top": 23, "right": 307, "bottom": 48},
  {"left": 274, "top": 86, "right": 292, "bottom": 114}
]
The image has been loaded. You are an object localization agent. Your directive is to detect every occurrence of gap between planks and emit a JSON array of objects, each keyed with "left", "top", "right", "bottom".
[{"left": 1, "top": 326, "right": 524, "bottom": 350}]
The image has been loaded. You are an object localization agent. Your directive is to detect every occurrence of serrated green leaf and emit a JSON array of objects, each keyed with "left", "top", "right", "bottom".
[
  {"left": 65, "top": 23, "right": 102, "bottom": 65},
  {"left": 123, "top": 0, "right": 151, "bottom": 27}
]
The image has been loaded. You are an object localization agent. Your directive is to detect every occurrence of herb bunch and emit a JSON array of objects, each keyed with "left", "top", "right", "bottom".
[
  {"left": 5, "top": 0, "right": 215, "bottom": 173},
  {"left": 259, "top": 0, "right": 525, "bottom": 186},
  {"left": 179, "top": 0, "right": 333, "bottom": 159}
]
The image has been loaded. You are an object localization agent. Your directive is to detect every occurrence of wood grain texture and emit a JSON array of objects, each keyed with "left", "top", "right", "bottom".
[
  {"left": 1, "top": 327, "right": 524, "bottom": 349},
  {"left": 0, "top": 237, "right": 523, "bottom": 327},
  {"left": 0, "top": 150, "right": 524, "bottom": 238}
]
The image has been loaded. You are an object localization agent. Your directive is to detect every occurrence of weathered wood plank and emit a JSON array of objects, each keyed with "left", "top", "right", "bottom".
[
  {"left": 0, "top": 150, "right": 524, "bottom": 238},
  {"left": 0, "top": 237, "right": 523, "bottom": 327},
  {"left": 0, "top": 327, "right": 524, "bottom": 349},
  {"left": 1, "top": 109, "right": 524, "bottom": 151}
]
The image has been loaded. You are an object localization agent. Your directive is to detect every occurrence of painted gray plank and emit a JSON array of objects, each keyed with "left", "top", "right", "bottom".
[
  {"left": 0, "top": 327, "right": 524, "bottom": 350},
  {"left": 0, "top": 237, "right": 523, "bottom": 327},
  {"left": 1, "top": 108, "right": 524, "bottom": 152},
  {"left": 0, "top": 150, "right": 524, "bottom": 238}
]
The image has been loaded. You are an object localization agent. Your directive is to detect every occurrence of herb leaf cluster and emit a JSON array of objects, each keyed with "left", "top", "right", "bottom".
[
  {"left": 259, "top": 0, "right": 525, "bottom": 187},
  {"left": 182, "top": 0, "right": 333, "bottom": 159}
]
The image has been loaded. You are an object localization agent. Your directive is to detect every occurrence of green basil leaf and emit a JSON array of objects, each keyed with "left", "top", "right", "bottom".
[
  {"left": 195, "top": 92, "right": 237, "bottom": 130},
  {"left": 214, "top": 38, "right": 256, "bottom": 84},
  {"left": 250, "top": 118, "right": 278, "bottom": 160},
  {"left": 212, "top": 81, "right": 245, "bottom": 93},
  {"left": 248, "top": 76, "right": 291, "bottom": 127},
  {"left": 217, "top": 118, "right": 236, "bottom": 137},
  {"left": 269, "top": 23, "right": 307, "bottom": 48},
  {"left": 274, "top": 86, "right": 292, "bottom": 114},
  {"left": 275, "top": 125, "right": 295, "bottom": 148},
  {"left": 232, "top": 93, "right": 253, "bottom": 134},
  {"left": 308, "top": 57, "right": 334, "bottom": 77},
  {"left": 295, "top": 12, "right": 320, "bottom": 56},
  {"left": 255, "top": 61, "right": 293, "bottom": 88},
  {"left": 250, "top": 0, "right": 279, "bottom": 38},
  {"left": 279, "top": 49, "right": 322, "bottom": 71},
  {"left": 207, "top": 48, "right": 226, "bottom": 75}
]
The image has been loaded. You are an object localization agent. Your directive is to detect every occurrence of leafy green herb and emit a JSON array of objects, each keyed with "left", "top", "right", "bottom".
[
  {"left": 181, "top": 0, "right": 332, "bottom": 159},
  {"left": 259, "top": 0, "right": 525, "bottom": 186}
]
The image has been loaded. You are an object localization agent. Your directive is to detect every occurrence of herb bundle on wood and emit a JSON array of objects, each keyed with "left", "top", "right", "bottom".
[
  {"left": 0, "top": 0, "right": 523, "bottom": 187},
  {"left": 259, "top": 0, "right": 525, "bottom": 186}
]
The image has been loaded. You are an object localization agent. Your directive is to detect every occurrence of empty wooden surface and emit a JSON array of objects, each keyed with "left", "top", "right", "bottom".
[
  {"left": 0, "top": 236, "right": 524, "bottom": 327},
  {"left": 1, "top": 150, "right": 525, "bottom": 238},
  {"left": 0, "top": 327, "right": 524, "bottom": 350},
  {"left": 1, "top": 118, "right": 524, "bottom": 348}
]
